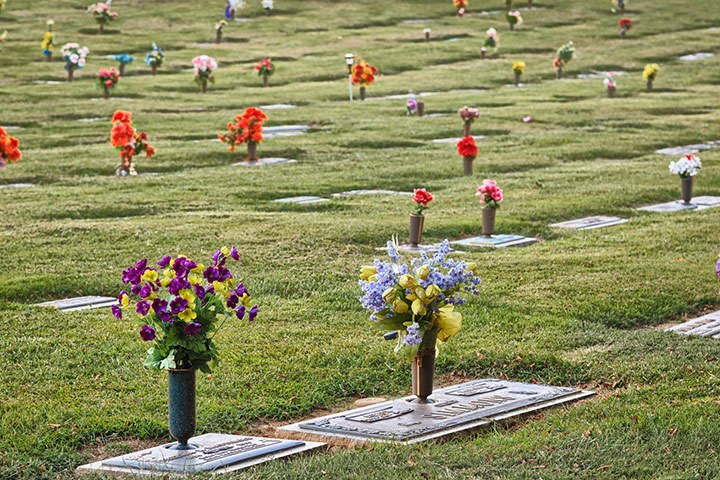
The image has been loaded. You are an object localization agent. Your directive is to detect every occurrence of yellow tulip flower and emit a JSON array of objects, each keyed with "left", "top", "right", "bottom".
[
  {"left": 411, "top": 298, "right": 427, "bottom": 316},
  {"left": 393, "top": 299, "right": 409, "bottom": 313},
  {"left": 425, "top": 284, "right": 441, "bottom": 301},
  {"left": 382, "top": 287, "right": 397, "bottom": 304},
  {"left": 360, "top": 266, "right": 377, "bottom": 281},
  {"left": 416, "top": 265, "right": 430, "bottom": 280},
  {"left": 399, "top": 274, "right": 416, "bottom": 289}
]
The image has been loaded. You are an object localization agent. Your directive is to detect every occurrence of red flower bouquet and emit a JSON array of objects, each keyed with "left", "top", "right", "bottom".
[
  {"left": 110, "top": 110, "right": 156, "bottom": 176},
  {"left": 412, "top": 188, "right": 434, "bottom": 214},
  {"left": 619, "top": 17, "right": 632, "bottom": 36},
  {"left": 457, "top": 136, "right": 478, "bottom": 158},
  {"left": 97, "top": 67, "right": 120, "bottom": 98},
  {"left": 0, "top": 127, "right": 22, "bottom": 168},
  {"left": 351, "top": 59, "right": 377, "bottom": 87}
]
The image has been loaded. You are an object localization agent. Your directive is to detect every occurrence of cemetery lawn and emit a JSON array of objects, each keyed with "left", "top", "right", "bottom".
[{"left": 2, "top": 0, "right": 720, "bottom": 478}]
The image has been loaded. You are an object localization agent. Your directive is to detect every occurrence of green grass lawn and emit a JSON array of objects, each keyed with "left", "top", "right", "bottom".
[{"left": 1, "top": 0, "right": 720, "bottom": 478}]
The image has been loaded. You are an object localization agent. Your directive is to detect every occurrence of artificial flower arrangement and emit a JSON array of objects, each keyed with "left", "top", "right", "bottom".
[
  {"left": 553, "top": 41, "right": 574, "bottom": 79},
  {"left": 477, "top": 179, "right": 503, "bottom": 236},
  {"left": 41, "top": 20, "right": 54, "bottom": 61},
  {"left": 351, "top": 58, "right": 377, "bottom": 101},
  {"left": 669, "top": 154, "right": 701, "bottom": 205},
  {"left": 61, "top": 43, "right": 89, "bottom": 81},
  {"left": 453, "top": 0, "right": 467, "bottom": 16},
  {"left": 643, "top": 63, "right": 659, "bottom": 91},
  {"left": 512, "top": 60, "right": 526, "bottom": 85},
  {"left": 481, "top": 27, "right": 499, "bottom": 58},
  {"left": 192, "top": 55, "right": 218, "bottom": 93},
  {"left": 611, "top": 0, "right": 626, "bottom": 13},
  {"left": 407, "top": 93, "right": 418, "bottom": 115},
  {"left": 359, "top": 240, "right": 480, "bottom": 399},
  {"left": 255, "top": 58, "right": 274, "bottom": 87},
  {"left": 619, "top": 17, "right": 632, "bottom": 36},
  {"left": 215, "top": 19, "right": 227, "bottom": 43},
  {"left": 423, "top": 28, "right": 431, "bottom": 42},
  {"left": 225, "top": 0, "right": 245, "bottom": 20},
  {"left": 218, "top": 107, "right": 268, "bottom": 162},
  {"left": 114, "top": 52, "right": 133, "bottom": 76},
  {"left": 506, "top": 10, "right": 523, "bottom": 30},
  {"left": 262, "top": 0, "right": 274, "bottom": 14},
  {"left": 115, "top": 247, "right": 258, "bottom": 373},
  {"left": 458, "top": 106, "right": 479, "bottom": 136},
  {"left": 87, "top": 2, "right": 118, "bottom": 33},
  {"left": 145, "top": 43, "right": 164, "bottom": 75},
  {"left": 0, "top": 127, "right": 22, "bottom": 168},
  {"left": 409, "top": 188, "right": 434, "bottom": 247},
  {"left": 97, "top": 67, "right": 120, "bottom": 99},
  {"left": 603, "top": 76, "right": 617, "bottom": 97},
  {"left": 110, "top": 110, "right": 156, "bottom": 176},
  {"left": 457, "top": 136, "right": 478, "bottom": 176}
]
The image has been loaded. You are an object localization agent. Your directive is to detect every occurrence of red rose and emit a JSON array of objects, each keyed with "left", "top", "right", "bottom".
[
  {"left": 412, "top": 188, "right": 434, "bottom": 207},
  {"left": 457, "top": 136, "right": 478, "bottom": 158}
]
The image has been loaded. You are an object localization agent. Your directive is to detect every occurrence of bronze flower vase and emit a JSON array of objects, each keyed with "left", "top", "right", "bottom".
[
  {"left": 247, "top": 141, "right": 258, "bottom": 162},
  {"left": 417, "top": 101, "right": 425, "bottom": 117},
  {"left": 463, "top": 156, "right": 474, "bottom": 176},
  {"left": 607, "top": 87, "right": 616, "bottom": 98},
  {"left": 480, "top": 48, "right": 487, "bottom": 60},
  {"left": 200, "top": 79, "right": 208, "bottom": 93},
  {"left": 99, "top": 23, "right": 104, "bottom": 34},
  {"left": 47, "top": 53, "right": 53, "bottom": 62},
  {"left": 620, "top": 27, "right": 627, "bottom": 37},
  {"left": 425, "top": 31, "right": 430, "bottom": 42},
  {"left": 514, "top": 73, "right": 521, "bottom": 86},
  {"left": 411, "top": 329, "right": 437, "bottom": 403},
  {"left": 409, "top": 214, "right": 425, "bottom": 247},
  {"left": 462, "top": 120, "right": 471, "bottom": 137},
  {"left": 103, "top": 84, "right": 110, "bottom": 99},
  {"left": 119, "top": 63, "right": 125, "bottom": 76},
  {"left": 67, "top": 69, "right": 74, "bottom": 82},
  {"left": 482, "top": 207, "right": 496, "bottom": 237},
  {"left": 509, "top": 22, "right": 515, "bottom": 31},
  {"left": 681, "top": 176, "right": 694, "bottom": 205},
  {"left": 360, "top": 86, "right": 366, "bottom": 101},
  {"left": 216, "top": 31, "right": 222, "bottom": 43},
  {"left": 262, "top": 74, "right": 269, "bottom": 87},
  {"left": 168, "top": 369, "right": 197, "bottom": 450},
  {"left": 151, "top": 64, "right": 157, "bottom": 76},
  {"left": 557, "top": 67, "right": 563, "bottom": 79},
  {"left": 647, "top": 79, "right": 653, "bottom": 92}
]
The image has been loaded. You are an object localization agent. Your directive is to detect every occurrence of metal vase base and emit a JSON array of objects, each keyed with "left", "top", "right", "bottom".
[
  {"left": 681, "top": 176, "right": 694, "bottom": 205},
  {"left": 411, "top": 333, "right": 437, "bottom": 403},
  {"left": 409, "top": 214, "right": 425, "bottom": 247},
  {"left": 463, "top": 156, "right": 474, "bottom": 176},
  {"left": 359, "top": 87, "right": 366, "bottom": 101},
  {"left": 482, "top": 208, "right": 496, "bottom": 237},
  {"left": 168, "top": 369, "right": 197, "bottom": 449}
]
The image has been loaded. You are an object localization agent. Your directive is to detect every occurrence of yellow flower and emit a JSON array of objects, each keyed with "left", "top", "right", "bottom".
[
  {"left": 382, "top": 287, "right": 397, "bottom": 304},
  {"left": 141, "top": 269, "right": 158, "bottom": 283},
  {"left": 643, "top": 63, "right": 659, "bottom": 80},
  {"left": 465, "top": 262, "right": 478, "bottom": 274},
  {"left": 359, "top": 266, "right": 377, "bottom": 281},
  {"left": 411, "top": 298, "right": 427, "bottom": 316},
  {"left": 188, "top": 273, "right": 202, "bottom": 285},
  {"left": 221, "top": 246, "right": 230, "bottom": 256},
  {"left": 412, "top": 286, "right": 427, "bottom": 303},
  {"left": 393, "top": 299, "right": 409, "bottom": 313},
  {"left": 120, "top": 293, "right": 130, "bottom": 309},
  {"left": 399, "top": 274, "right": 417, "bottom": 289},
  {"left": 241, "top": 292, "right": 252, "bottom": 306},
  {"left": 436, "top": 305, "right": 462, "bottom": 342},
  {"left": 425, "top": 284, "right": 441, "bottom": 301},
  {"left": 178, "top": 308, "right": 197, "bottom": 322},
  {"left": 192, "top": 263, "right": 205, "bottom": 274},
  {"left": 416, "top": 265, "right": 430, "bottom": 280},
  {"left": 512, "top": 61, "right": 526, "bottom": 75},
  {"left": 212, "top": 281, "right": 227, "bottom": 295}
]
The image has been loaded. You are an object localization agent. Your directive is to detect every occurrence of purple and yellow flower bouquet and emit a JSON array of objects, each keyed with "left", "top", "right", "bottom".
[
  {"left": 114, "top": 247, "right": 258, "bottom": 373},
  {"left": 359, "top": 240, "right": 480, "bottom": 361}
]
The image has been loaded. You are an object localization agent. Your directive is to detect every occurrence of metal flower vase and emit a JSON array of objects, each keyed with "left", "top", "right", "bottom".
[
  {"left": 409, "top": 214, "right": 425, "bottom": 247},
  {"left": 681, "top": 176, "right": 693, "bottom": 205},
  {"left": 411, "top": 329, "right": 437, "bottom": 403},
  {"left": 168, "top": 369, "right": 197, "bottom": 450},
  {"left": 482, "top": 208, "right": 496, "bottom": 236}
]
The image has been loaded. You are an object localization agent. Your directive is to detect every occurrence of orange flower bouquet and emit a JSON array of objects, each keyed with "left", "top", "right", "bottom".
[
  {"left": 453, "top": 0, "right": 467, "bottom": 16},
  {"left": 218, "top": 107, "right": 268, "bottom": 162},
  {"left": 0, "top": 127, "right": 22, "bottom": 168},
  {"left": 110, "top": 110, "right": 156, "bottom": 176},
  {"left": 351, "top": 58, "right": 377, "bottom": 101}
]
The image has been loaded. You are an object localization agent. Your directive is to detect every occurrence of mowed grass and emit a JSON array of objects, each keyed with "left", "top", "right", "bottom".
[{"left": 1, "top": 0, "right": 720, "bottom": 478}]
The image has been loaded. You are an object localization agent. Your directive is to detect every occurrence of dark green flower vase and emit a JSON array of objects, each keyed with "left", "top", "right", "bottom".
[{"left": 168, "top": 369, "right": 196, "bottom": 450}]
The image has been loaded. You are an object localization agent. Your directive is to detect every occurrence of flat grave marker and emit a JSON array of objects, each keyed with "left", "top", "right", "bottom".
[
  {"left": 259, "top": 104, "right": 296, "bottom": 110},
  {"left": 3, "top": 126, "right": 23, "bottom": 131},
  {"left": 263, "top": 125, "right": 310, "bottom": 138},
  {"left": 331, "top": 189, "right": 412, "bottom": 197},
  {"left": 233, "top": 158, "right": 297, "bottom": 167},
  {"left": 550, "top": 216, "right": 628, "bottom": 230},
  {"left": 36, "top": 295, "right": 117, "bottom": 312},
  {"left": 400, "top": 19, "right": 433, "bottom": 24},
  {"left": 274, "top": 196, "right": 328, "bottom": 204},
  {"left": 376, "top": 243, "right": 457, "bottom": 254},
  {"left": 637, "top": 201, "right": 698, "bottom": 213},
  {"left": 655, "top": 141, "right": 720, "bottom": 156},
  {"left": 693, "top": 196, "right": 720, "bottom": 209},
  {"left": 78, "top": 117, "right": 106, "bottom": 123},
  {"left": 577, "top": 71, "right": 626, "bottom": 79},
  {"left": 0, "top": 183, "right": 35, "bottom": 190},
  {"left": 77, "top": 433, "right": 323, "bottom": 476},
  {"left": 280, "top": 379, "right": 594, "bottom": 444},
  {"left": 433, "top": 135, "right": 485, "bottom": 144},
  {"left": 667, "top": 310, "right": 720, "bottom": 338},
  {"left": 679, "top": 52, "right": 714, "bottom": 61},
  {"left": 452, "top": 235, "right": 537, "bottom": 249}
]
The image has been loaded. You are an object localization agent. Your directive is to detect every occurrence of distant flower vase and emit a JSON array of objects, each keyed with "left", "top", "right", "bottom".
[
  {"left": 482, "top": 207, "right": 496, "bottom": 236},
  {"left": 360, "top": 86, "right": 366, "bottom": 101},
  {"left": 528, "top": 0, "right": 533, "bottom": 8},
  {"left": 514, "top": 73, "right": 521, "bottom": 86},
  {"left": 463, "top": 120, "right": 471, "bottom": 136},
  {"left": 151, "top": 64, "right": 157, "bottom": 76},
  {"left": 247, "top": 141, "right": 258, "bottom": 162},
  {"left": 216, "top": 31, "right": 222, "bottom": 43},
  {"left": 417, "top": 101, "right": 425, "bottom": 116},
  {"left": 262, "top": 74, "right": 269, "bottom": 87},
  {"left": 480, "top": 48, "right": 487, "bottom": 59},
  {"left": 463, "top": 156, "right": 474, "bottom": 176},
  {"left": 607, "top": 87, "right": 616, "bottom": 98},
  {"left": 647, "top": 79, "right": 653, "bottom": 92},
  {"left": 411, "top": 329, "right": 437, "bottom": 403},
  {"left": 168, "top": 369, "right": 197, "bottom": 450},
  {"left": 425, "top": 31, "right": 430, "bottom": 42},
  {"left": 200, "top": 79, "right": 208, "bottom": 93},
  {"left": 116, "top": 155, "right": 137, "bottom": 176},
  {"left": 99, "top": 24, "right": 104, "bottom": 34},
  {"left": 409, "top": 214, "right": 425, "bottom": 247},
  {"left": 67, "top": 69, "right": 74, "bottom": 82},
  {"left": 681, "top": 176, "right": 694, "bottom": 205},
  {"left": 103, "top": 85, "right": 110, "bottom": 99},
  {"left": 509, "top": 22, "right": 515, "bottom": 31},
  {"left": 231, "top": 9, "right": 236, "bottom": 19},
  {"left": 556, "top": 66, "right": 563, "bottom": 79},
  {"left": 620, "top": 27, "right": 627, "bottom": 37},
  {"left": 47, "top": 53, "right": 53, "bottom": 62},
  {"left": 119, "top": 63, "right": 125, "bottom": 76}
]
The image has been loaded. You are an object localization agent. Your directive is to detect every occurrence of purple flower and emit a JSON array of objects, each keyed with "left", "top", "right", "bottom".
[
  {"left": 140, "top": 325, "right": 156, "bottom": 341},
  {"left": 206, "top": 285, "right": 215, "bottom": 296},
  {"left": 194, "top": 284, "right": 207, "bottom": 300},
  {"left": 130, "top": 283, "right": 142, "bottom": 295},
  {"left": 248, "top": 305, "right": 258, "bottom": 322},
  {"left": 212, "top": 249, "right": 222, "bottom": 265},
  {"left": 203, "top": 266, "right": 219, "bottom": 283},
  {"left": 716, "top": 257, "right": 720, "bottom": 279},
  {"left": 184, "top": 322, "right": 202, "bottom": 336},
  {"left": 117, "top": 290, "right": 128, "bottom": 302},
  {"left": 158, "top": 255, "right": 171, "bottom": 268},
  {"left": 135, "top": 259, "right": 148, "bottom": 271},
  {"left": 152, "top": 299, "right": 173, "bottom": 323},
  {"left": 122, "top": 267, "right": 141, "bottom": 285},
  {"left": 136, "top": 300, "right": 151, "bottom": 316},
  {"left": 217, "top": 266, "right": 232, "bottom": 281},
  {"left": 236, "top": 305, "right": 246, "bottom": 320},
  {"left": 168, "top": 277, "right": 189, "bottom": 296},
  {"left": 139, "top": 284, "right": 152, "bottom": 298},
  {"left": 170, "top": 296, "right": 189, "bottom": 314},
  {"left": 226, "top": 294, "right": 239, "bottom": 309},
  {"left": 404, "top": 322, "right": 422, "bottom": 346},
  {"left": 111, "top": 304, "right": 122, "bottom": 319},
  {"left": 229, "top": 246, "right": 240, "bottom": 261},
  {"left": 235, "top": 283, "right": 246, "bottom": 297}
]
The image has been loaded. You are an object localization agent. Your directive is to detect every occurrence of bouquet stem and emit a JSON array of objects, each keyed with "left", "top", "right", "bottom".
[{"left": 482, "top": 207, "right": 496, "bottom": 237}]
